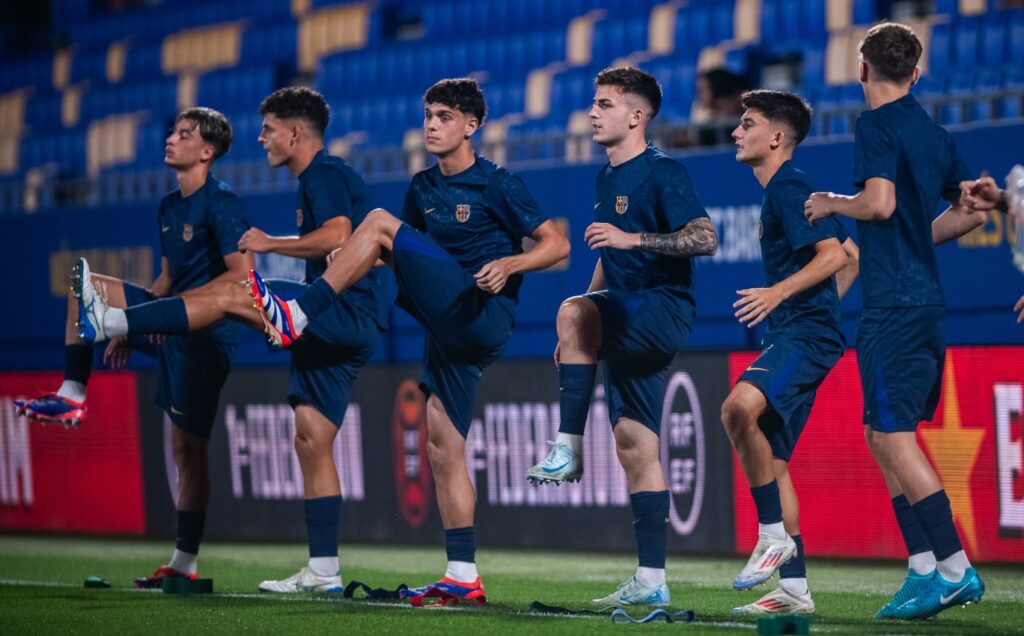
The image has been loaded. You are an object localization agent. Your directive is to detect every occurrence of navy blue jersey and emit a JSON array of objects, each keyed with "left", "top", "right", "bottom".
[
  {"left": 760, "top": 161, "right": 843, "bottom": 338},
  {"left": 853, "top": 93, "right": 970, "bottom": 308},
  {"left": 595, "top": 144, "right": 707, "bottom": 297},
  {"left": 401, "top": 155, "right": 546, "bottom": 301},
  {"left": 298, "top": 150, "right": 390, "bottom": 329},
  {"left": 159, "top": 174, "right": 248, "bottom": 295},
  {"left": 158, "top": 174, "right": 249, "bottom": 344}
]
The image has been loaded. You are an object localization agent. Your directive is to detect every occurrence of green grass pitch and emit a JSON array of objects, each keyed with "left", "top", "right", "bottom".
[{"left": 1, "top": 536, "right": 1021, "bottom": 634}]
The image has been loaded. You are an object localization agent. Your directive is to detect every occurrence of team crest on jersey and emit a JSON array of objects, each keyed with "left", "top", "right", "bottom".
[
  {"left": 455, "top": 204, "right": 471, "bottom": 223},
  {"left": 296, "top": 209, "right": 303, "bottom": 227},
  {"left": 182, "top": 224, "right": 193, "bottom": 242},
  {"left": 615, "top": 195, "right": 629, "bottom": 215},
  {"left": 758, "top": 220, "right": 763, "bottom": 240}
]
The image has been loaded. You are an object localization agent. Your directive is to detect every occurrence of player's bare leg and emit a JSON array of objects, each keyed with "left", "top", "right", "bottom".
[
  {"left": 259, "top": 404, "right": 345, "bottom": 593},
  {"left": 721, "top": 383, "right": 773, "bottom": 486},
  {"left": 400, "top": 395, "right": 485, "bottom": 606}
]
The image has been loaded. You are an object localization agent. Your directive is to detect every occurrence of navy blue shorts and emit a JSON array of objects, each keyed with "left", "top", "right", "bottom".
[
  {"left": 857, "top": 306, "right": 945, "bottom": 432},
  {"left": 268, "top": 279, "right": 381, "bottom": 427},
  {"left": 124, "top": 281, "right": 233, "bottom": 439},
  {"left": 737, "top": 333, "right": 844, "bottom": 461},
  {"left": 392, "top": 224, "right": 514, "bottom": 437},
  {"left": 588, "top": 288, "right": 693, "bottom": 434}
]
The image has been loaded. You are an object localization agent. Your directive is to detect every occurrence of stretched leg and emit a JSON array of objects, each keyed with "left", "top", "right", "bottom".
[
  {"left": 250, "top": 210, "right": 402, "bottom": 346},
  {"left": 17, "top": 273, "right": 131, "bottom": 425},
  {"left": 592, "top": 418, "right": 670, "bottom": 606},
  {"left": 527, "top": 296, "right": 601, "bottom": 485}
]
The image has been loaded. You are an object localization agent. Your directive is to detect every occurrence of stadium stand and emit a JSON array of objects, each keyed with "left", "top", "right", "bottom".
[{"left": 0, "top": 0, "right": 1022, "bottom": 212}]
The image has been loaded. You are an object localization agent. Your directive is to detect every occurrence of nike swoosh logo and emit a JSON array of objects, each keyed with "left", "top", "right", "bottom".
[
  {"left": 594, "top": 202, "right": 600, "bottom": 209},
  {"left": 940, "top": 583, "right": 972, "bottom": 605},
  {"left": 161, "top": 226, "right": 171, "bottom": 232},
  {"left": 424, "top": 208, "right": 435, "bottom": 214},
  {"left": 169, "top": 406, "right": 186, "bottom": 416},
  {"left": 542, "top": 462, "right": 569, "bottom": 473},
  {"left": 746, "top": 366, "right": 769, "bottom": 372}
]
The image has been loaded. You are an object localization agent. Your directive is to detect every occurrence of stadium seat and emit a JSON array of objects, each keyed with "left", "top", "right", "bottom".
[
  {"left": 952, "top": 15, "right": 981, "bottom": 69},
  {"left": 1010, "top": 10, "right": 1024, "bottom": 68},
  {"left": 928, "top": 21, "right": 951, "bottom": 76},
  {"left": 980, "top": 13, "right": 1007, "bottom": 66},
  {"left": 969, "top": 69, "right": 1001, "bottom": 121}
]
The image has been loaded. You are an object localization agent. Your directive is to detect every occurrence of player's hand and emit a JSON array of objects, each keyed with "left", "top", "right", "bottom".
[
  {"left": 1015, "top": 294, "right": 1024, "bottom": 324},
  {"left": 804, "top": 192, "right": 836, "bottom": 225},
  {"left": 475, "top": 258, "right": 515, "bottom": 294},
  {"left": 959, "top": 176, "right": 1003, "bottom": 211},
  {"left": 239, "top": 227, "right": 273, "bottom": 253},
  {"left": 103, "top": 336, "right": 132, "bottom": 369},
  {"left": 584, "top": 223, "right": 640, "bottom": 250},
  {"left": 327, "top": 246, "right": 343, "bottom": 264},
  {"left": 734, "top": 287, "right": 783, "bottom": 328}
]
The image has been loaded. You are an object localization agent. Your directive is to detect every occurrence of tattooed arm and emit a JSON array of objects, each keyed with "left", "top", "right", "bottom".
[
  {"left": 584, "top": 217, "right": 718, "bottom": 257},
  {"left": 638, "top": 217, "right": 718, "bottom": 257}
]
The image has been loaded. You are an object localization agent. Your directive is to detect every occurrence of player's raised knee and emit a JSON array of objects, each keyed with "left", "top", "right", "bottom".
[
  {"left": 720, "top": 394, "right": 756, "bottom": 435},
  {"left": 556, "top": 297, "right": 599, "bottom": 338}
]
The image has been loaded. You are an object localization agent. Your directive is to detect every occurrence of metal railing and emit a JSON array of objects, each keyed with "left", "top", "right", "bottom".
[{"left": 2, "top": 88, "right": 1022, "bottom": 214}]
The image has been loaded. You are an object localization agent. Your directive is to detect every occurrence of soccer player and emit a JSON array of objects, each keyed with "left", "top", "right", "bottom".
[
  {"left": 15, "top": 107, "right": 252, "bottom": 587},
  {"left": 724, "top": 90, "right": 858, "bottom": 614},
  {"left": 249, "top": 78, "right": 569, "bottom": 605},
  {"left": 68, "top": 87, "right": 391, "bottom": 593},
  {"left": 960, "top": 174, "right": 1024, "bottom": 322},
  {"left": 804, "top": 23, "right": 988, "bottom": 620},
  {"left": 525, "top": 67, "right": 717, "bottom": 606}
]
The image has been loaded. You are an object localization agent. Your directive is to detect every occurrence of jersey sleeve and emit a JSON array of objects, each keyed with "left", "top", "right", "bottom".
[
  {"left": 775, "top": 180, "right": 840, "bottom": 251},
  {"left": 853, "top": 113, "right": 897, "bottom": 189},
  {"left": 305, "top": 165, "right": 352, "bottom": 226},
  {"left": 941, "top": 132, "right": 972, "bottom": 203},
  {"left": 494, "top": 173, "right": 546, "bottom": 237},
  {"left": 401, "top": 184, "right": 425, "bottom": 231},
  {"left": 654, "top": 158, "right": 708, "bottom": 231},
  {"left": 210, "top": 193, "right": 250, "bottom": 257}
]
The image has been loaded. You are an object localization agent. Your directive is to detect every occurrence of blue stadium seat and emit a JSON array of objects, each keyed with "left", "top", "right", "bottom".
[
  {"left": 952, "top": 16, "right": 981, "bottom": 69},
  {"left": 801, "top": 44, "right": 825, "bottom": 89},
  {"left": 852, "top": 0, "right": 877, "bottom": 26},
  {"left": 1010, "top": 10, "right": 1024, "bottom": 68},
  {"left": 969, "top": 69, "right": 1001, "bottom": 121},
  {"left": 934, "top": 0, "right": 957, "bottom": 15},
  {"left": 713, "top": 0, "right": 735, "bottom": 43},
  {"left": 760, "top": 0, "right": 780, "bottom": 46},
  {"left": 980, "top": 13, "right": 1007, "bottom": 66},
  {"left": 928, "top": 22, "right": 951, "bottom": 76},
  {"left": 799, "top": 0, "right": 826, "bottom": 44},
  {"left": 1000, "top": 67, "right": 1024, "bottom": 118}
]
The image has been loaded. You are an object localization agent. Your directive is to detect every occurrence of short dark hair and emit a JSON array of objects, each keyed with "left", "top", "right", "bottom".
[
  {"left": 859, "top": 22, "right": 922, "bottom": 83},
  {"left": 176, "top": 107, "right": 232, "bottom": 160},
  {"left": 423, "top": 78, "right": 487, "bottom": 124},
  {"left": 258, "top": 87, "right": 330, "bottom": 137},
  {"left": 595, "top": 66, "right": 662, "bottom": 119},
  {"left": 740, "top": 90, "right": 812, "bottom": 145}
]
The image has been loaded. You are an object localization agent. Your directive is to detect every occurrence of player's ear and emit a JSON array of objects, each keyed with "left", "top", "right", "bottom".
[
  {"left": 463, "top": 115, "right": 479, "bottom": 139},
  {"left": 910, "top": 66, "right": 920, "bottom": 86},
  {"left": 859, "top": 60, "right": 869, "bottom": 84},
  {"left": 199, "top": 143, "right": 214, "bottom": 163}
]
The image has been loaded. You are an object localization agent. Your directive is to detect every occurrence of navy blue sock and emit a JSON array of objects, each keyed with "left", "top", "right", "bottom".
[
  {"left": 631, "top": 491, "right": 669, "bottom": 568},
  {"left": 305, "top": 495, "right": 342, "bottom": 558},
  {"left": 125, "top": 298, "right": 189, "bottom": 335},
  {"left": 445, "top": 526, "right": 476, "bottom": 563},
  {"left": 892, "top": 494, "right": 932, "bottom": 557},
  {"left": 750, "top": 480, "right": 783, "bottom": 525},
  {"left": 779, "top": 534, "right": 806, "bottom": 579},
  {"left": 175, "top": 510, "right": 206, "bottom": 554},
  {"left": 912, "top": 490, "right": 963, "bottom": 561},
  {"left": 64, "top": 343, "right": 93, "bottom": 385},
  {"left": 296, "top": 278, "right": 336, "bottom": 319},
  {"left": 557, "top": 363, "right": 597, "bottom": 435}
]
